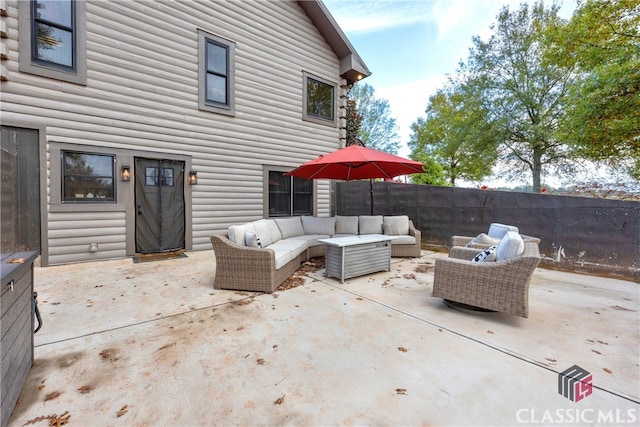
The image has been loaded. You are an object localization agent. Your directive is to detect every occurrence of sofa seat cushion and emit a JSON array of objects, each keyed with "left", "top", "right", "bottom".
[
  {"left": 359, "top": 215, "right": 384, "bottom": 234},
  {"left": 389, "top": 235, "right": 415, "bottom": 245},
  {"left": 335, "top": 215, "right": 359, "bottom": 234},
  {"left": 268, "top": 239, "right": 309, "bottom": 269},
  {"left": 291, "top": 234, "right": 331, "bottom": 247},
  {"left": 302, "top": 216, "right": 336, "bottom": 236},
  {"left": 275, "top": 217, "right": 305, "bottom": 239}
]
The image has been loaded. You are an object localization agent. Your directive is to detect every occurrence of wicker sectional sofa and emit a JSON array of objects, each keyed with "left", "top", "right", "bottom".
[{"left": 210, "top": 215, "right": 421, "bottom": 293}]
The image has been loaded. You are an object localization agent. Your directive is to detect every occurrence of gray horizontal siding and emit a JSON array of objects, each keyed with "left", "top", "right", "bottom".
[{"left": 2, "top": 0, "right": 344, "bottom": 263}]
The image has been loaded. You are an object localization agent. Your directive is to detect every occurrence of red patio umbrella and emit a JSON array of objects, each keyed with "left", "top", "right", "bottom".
[{"left": 285, "top": 145, "right": 424, "bottom": 214}]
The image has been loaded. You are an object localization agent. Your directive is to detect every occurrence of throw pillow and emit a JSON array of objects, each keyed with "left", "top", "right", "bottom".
[
  {"left": 382, "top": 223, "right": 401, "bottom": 236},
  {"left": 245, "top": 230, "right": 262, "bottom": 248},
  {"left": 301, "top": 216, "right": 336, "bottom": 235},
  {"left": 496, "top": 231, "right": 525, "bottom": 261},
  {"left": 472, "top": 245, "right": 497, "bottom": 262},
  {"left": 251, "top": 219, "right": 273, "bottom": 247}
]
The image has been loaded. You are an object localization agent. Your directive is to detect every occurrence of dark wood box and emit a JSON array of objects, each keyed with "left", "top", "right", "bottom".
[{"left": 1, "top": 251, "right": 37, "bottom": 427}]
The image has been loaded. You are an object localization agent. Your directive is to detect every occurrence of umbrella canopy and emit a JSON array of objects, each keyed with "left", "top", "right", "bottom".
[
  {"left": 284, "top": 145, "right": 424, "bottom": 181},
  {"left": 285, "top": 145, "right": 424, "bottom": 215}
]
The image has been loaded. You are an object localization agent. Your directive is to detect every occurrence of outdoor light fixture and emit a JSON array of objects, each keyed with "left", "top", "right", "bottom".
[
  {"left": 121, "top": 164, "right": 131, "bottom": 182},
  {"left": 188, "top": 170, "right": 198, "bottom": 185}
]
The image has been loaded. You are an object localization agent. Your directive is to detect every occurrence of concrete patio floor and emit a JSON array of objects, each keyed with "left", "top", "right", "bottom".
[{"left": 7, "top": 250, "right": 640, "bottom": 426}]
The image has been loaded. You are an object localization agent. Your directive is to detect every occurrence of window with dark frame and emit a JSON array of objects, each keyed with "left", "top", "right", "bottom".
[
  {"left": 62, "top": 151, "right": 115, "bottom": 202},
  {"left": 268, "top": 171, "right": 313, "bottom": 217},
  {"left": 205, "top": 38, "right": 229, "bottom": 106},
  {"left": 32, "top": 0, "right": 75, "bottom": 70},
  {"left": 306, "top": 76, "right": 335, "bottom": 122}
]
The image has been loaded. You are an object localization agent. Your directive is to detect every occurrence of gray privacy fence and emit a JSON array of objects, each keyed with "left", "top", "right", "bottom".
[{"left": 335, "top": 181, "right": 639, "bottom": 282}]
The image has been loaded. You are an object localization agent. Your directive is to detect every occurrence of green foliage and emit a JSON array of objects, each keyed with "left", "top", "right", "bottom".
[
  {"left": 348, "top": 83, "right": 401, "bottom": 154},
  {"left": 409, "top": 152, "right": 447, "bottom": 185},
  {"left": 345, "top": 98, "right": 363, "bottom": 146},
  {"left": 461, "top": 1, "right": 577, "bottom": 192},
  {"left": 556, "top": 0, "right": 640, "bottom": 179},
  {"left": 409, "top": 83, "right": 498, "bottom": 186}
]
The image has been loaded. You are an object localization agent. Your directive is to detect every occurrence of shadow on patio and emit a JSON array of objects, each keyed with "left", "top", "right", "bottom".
[{"left": 8, "top": 249, "right": 640, "bottom": 426}]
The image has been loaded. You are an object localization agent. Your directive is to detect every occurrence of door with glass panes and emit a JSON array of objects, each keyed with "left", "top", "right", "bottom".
[{"left": 135, "top": 158, "right": 185, "bottom": 253}]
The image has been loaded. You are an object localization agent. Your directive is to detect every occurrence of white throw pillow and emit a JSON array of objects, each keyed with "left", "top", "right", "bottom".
[
  {"left": 275, "top": 217, "right": 304, "bottom": 239},
  {"left": 472, "top": 245, "right": 497, "bottom": 262},
  {"left": 335, "top": 215, "right": 359, "bottom": 234},
  {"left": 228, "top": 224, "right": 253, "bottom": 246},
  {"left": 383, "top": 215, "right": 410, "bottom": 235},
  {"left": 488, "top": 223, "right": 519, "bottom": 239},
  {"left": 496, "top": 231, "right": 525, "bottom": 261},
  {"left": 359, "top": 215, "right": 383, "bottom": 234},
  {"left": 302, "top": 216, "right": 336, "bottom": 235}
]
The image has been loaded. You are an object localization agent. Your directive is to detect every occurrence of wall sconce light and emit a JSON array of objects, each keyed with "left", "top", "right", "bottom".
[
  {"left": 188, "top": 170, "right": 198, "bottom": 185},
  {"left": 121, "top": 164, "right": 131, "bottom": 182}
]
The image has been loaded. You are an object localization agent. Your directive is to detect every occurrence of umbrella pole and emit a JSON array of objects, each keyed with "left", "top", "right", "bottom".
[{"left": 370, "top": 178, "right": 374, "bottom": 215}]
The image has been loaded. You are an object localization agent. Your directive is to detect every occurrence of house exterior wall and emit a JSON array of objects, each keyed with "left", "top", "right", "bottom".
[{"left": 1, "top": 0, "right": 347, "bottom": 265}]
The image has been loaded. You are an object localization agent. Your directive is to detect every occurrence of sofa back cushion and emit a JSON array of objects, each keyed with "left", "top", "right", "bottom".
[
  {"left": 359, "top": 215, "right": 383, "bottom": 234},
  {"left": 251, "top": 219, "right": 274, "bottom": 247},
  {"left": 496, "top": 231, "right": 525, "bottom": 261},
  {"left": 383, "top": 215, "right": 410, "bottom": 236},
  {"left": 335, "top": 215, "right": 359, "bottom": 235},
  {"left": 228, "top": 224, "right": 254, "bottom": 246},
  {"left": 275, "top": 217, "right": 305, "bottom": 239},
  {"left": 302, "top": 216, "right": 336, "bottom": 236},
  {"left": 488, "top": 223, "right": 519, "bottom": 239}
]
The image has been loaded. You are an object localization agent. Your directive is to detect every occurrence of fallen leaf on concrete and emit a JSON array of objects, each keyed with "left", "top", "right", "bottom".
[
  {"left": 99, "top": 348, "right": 119, "bottom": 362},
  {"left": 586, "top": 339, "right": 595, "bottom": 343},
  {"left": 257, "top": 358, "right": 265, "bottom": 365},
  {"left": 597, "top": 340, "right": 609, "bottom": 345},
  {"left": 25, "top": 411, "right": 71, "bottom": 427},
  {"left": 403, "top": 273, "right": 416, "bottom": 280},
  {"left": 44, "top": 391, "right": 62, "bottom": 401},
  {"left": 611, "top": 305, "right": 635, "bottom": 312},
  {"left": 603, "top": 368, "right": 613, "bottom": 374},
  {"left": 39, "top": 380, "right": 46, "bottom": 390},
  {"left": 414, "top": 264, "right": 431, "bottom": 273},
  {"left": 397, "top": 347, "right": 408, "bottom": 352},
  {"left": 356, "top": 297, "right": 363, "bottom": 301},
  {"left": 545, "top": 357, "right": 556, "bottom": 362},
  {"left": 396, "top": 388, "right": 407, "bottom": 395},
  {"left": 116, "top": 405, "right": 128, "bottom": 417},
  {"left": 236, "top": 326, "right": 244, "bottom": 331},
  {"left": 487, "top": 330, "right": 494, "bottom": 334},
  {"left": 591, "top": 350, "right": 602, "bottom": 355},
  {"left": 157, "top": 342, "right": 176, "bottom": 351},
  {"left": 9, "top": 257, "right": 25, "bottom": 263},
  {"left": 274, "top": 394, "right": 286, "bottom": 405},
  {"left": 77, "top": 385, "right": 94, "bottom": 394}
]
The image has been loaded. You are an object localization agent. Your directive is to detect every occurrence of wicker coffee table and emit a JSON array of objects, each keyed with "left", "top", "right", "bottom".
[{"left": 318, "top": 234, "right": 394, "bottom": 283}]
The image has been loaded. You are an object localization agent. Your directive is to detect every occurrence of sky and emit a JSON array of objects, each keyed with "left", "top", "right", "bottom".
[{"left": 322, "top": 0, "right": 578, "bottom": 183}]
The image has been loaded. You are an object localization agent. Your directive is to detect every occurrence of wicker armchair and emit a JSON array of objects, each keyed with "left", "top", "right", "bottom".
[{"left": 432, "top": 241, "right": 541, "bottom": 318}]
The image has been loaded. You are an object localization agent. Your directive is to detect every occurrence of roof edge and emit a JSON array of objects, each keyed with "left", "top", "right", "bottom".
[{"left": 298, "top": 0, "right": 371, "bottom": 85}]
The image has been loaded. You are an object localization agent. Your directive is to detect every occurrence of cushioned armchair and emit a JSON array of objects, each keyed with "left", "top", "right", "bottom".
[
  {"left": 432, "top": 240, "right": 541, "bottom": 318},
  {"left": 451, "top": 222, "right": 541, "bottom": 249}
]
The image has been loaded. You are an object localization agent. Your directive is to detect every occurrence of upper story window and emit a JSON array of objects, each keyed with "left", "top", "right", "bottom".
[
  {"left": 62, "top": 151, "right": 115, "bottom": 202},
  {"left": 18, "top": 0, "right": 87, "bottom": 84},
  {"left": 33, "top": 0, "right": 74, "bottom": 69},
  {"left": 198, "top": 30, "right": 235, "bottom": 116},
  {"left": 303, "top": 72, "right": 336, "bottom": 125}
]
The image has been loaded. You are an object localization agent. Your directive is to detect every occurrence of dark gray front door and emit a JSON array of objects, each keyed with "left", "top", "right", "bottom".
[{"left": 134, "top": 158, "right": 185, "bottom": 254}]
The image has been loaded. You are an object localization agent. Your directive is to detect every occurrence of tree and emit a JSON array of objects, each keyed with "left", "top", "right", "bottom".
[
  {"left": 556, "top": 0, "right": 640, "bottom": 179},
  {"left": 408, "top": 83, "right": 498, "bottom": 186},
  {"left": 348, "top": 83, "right": 401, "bottom": 154},
  {"left": 409, "top": 152, "right": 447, "bottom": 185},
  {"left": 461, "top": 2, "right": 577, "bottom": 192},
  {"left": 344, "top": 98, "right": 363, "bottom": 146}
]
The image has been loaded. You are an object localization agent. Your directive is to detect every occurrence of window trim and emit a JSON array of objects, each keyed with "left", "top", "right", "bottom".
[
  {"left": 198, "top": 29, "right": 236, "bottom": 116},
  {"left": 264, "top": 167, "right": 316, "bottom": 218},
  {"left": 18, "top": 0, "right": 87, "bottom": 85},
  {"left": 302, "top": 71, "right": 337, "bottom": 126}
]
